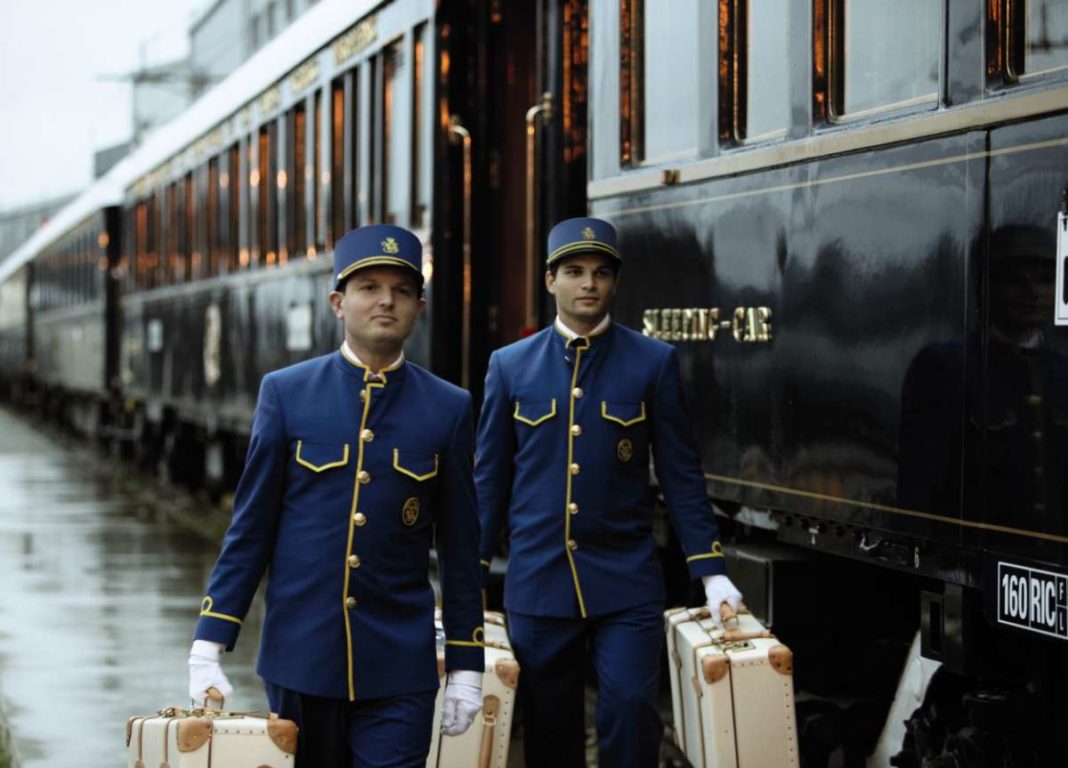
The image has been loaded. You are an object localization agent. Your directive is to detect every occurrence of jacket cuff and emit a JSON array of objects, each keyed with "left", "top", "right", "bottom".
[
  {"left": 685, "top": 553, "right": 727, "bottom": 579},
  {"left": 194, "top": 617, "right": 241, "bottom": 651},
  {"left": 444, "top": 643, "right": 485, "bottom": 673}
]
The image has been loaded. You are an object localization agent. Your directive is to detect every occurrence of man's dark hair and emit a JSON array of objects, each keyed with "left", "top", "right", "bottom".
[{"left": 548, "top": 255, "right": 621, "bottom": 279}]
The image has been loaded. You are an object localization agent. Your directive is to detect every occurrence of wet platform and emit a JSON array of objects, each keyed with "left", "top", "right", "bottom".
[
  {"left": 0, "top": 407, "right": 692, "bottom": 767},
  {"left": 0, "top": 407, "right": 263, "bottom": 768}
]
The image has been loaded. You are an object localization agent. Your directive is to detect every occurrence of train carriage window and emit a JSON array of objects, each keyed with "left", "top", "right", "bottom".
[
  {"left": 134, "top": 200, "right": 145, "bottom": 290},
  {"left": 1024, "top": 0, "right": 1068, "bottom": 73},
  {"left": 176, "top": 179, "right": 186, "bottom": 283},
  {"left": 289, "top": 103, "right": 307, "bottom": 260},
  {"left": 829, "top": 0, "right": 941, "bottom": 117},
  {"left": 207, "top": 158, "right": 220, "bottom": 277},
  {"left": 59, "top": 244, "right": 67, "bottom": 309},
  {"left": 249, "top": 140, "right": 259, "bottom": 266},
  {"left": 621, "top": 0, "right": 701, "bottom": 165},
  {"left": 412, "top": 24, "right": 429, "bottom": 229},
  {"left": 228, "top": 143, "right": 241, "bottom": 272},
  {"left": 144, "top": 194, "right": 158, "bottom": 290},
  {"left": 382, "top": 39, "right": 412, "bottom": 225},
  {"left": 313, "top": 89, "right": 323, "bottom": 251},
  {"left": 79, "top": 235, "right": 86, "bottom": 304},
  {"left": 66, "top": 242, "right": 74, "bottom": 308},
  {"left": 331, "top": 78, "right": 346, "bottom": 245},
  {"left": 997, "top": 0, "right": 1068, "bottom": 77},
  {"left": 165, "top": 183, "right": 179, "bottom": 285},
  {"left": 258, "top": 123, "right": 279, "bottom": 266},
  {"left": 366, "top": 59, "right": 377, "bottom": 223},
  {"left": 123, "top": 207, "right": 135, "bottom": 293},
  {"left": 722, "top": 0, "right": 788, "bottom": 142},
  {"left": 184, "top": 172, "right": 196, "bottom": 281}
]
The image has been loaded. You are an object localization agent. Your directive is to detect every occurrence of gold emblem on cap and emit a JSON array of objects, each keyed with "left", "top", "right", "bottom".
[
  {"left": 617, "top": 438, "right": 633, "bottom": 463},
  {"left": 382, "top": 237, "right": 400, "bottom": 254},
  {"left": 402, "top": 497, "right": 420, "bottom": 526},
  {"left": 582, "top": 226, "right": 596, "bottom": 240}
]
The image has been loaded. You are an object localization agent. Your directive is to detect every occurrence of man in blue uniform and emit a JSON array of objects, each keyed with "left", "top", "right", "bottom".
[
  {"left": 476, "top": 217, "right": 743, "bottom": 767},
  {"left": 187, "top": 224, "right": 485, "bottom": 767}
]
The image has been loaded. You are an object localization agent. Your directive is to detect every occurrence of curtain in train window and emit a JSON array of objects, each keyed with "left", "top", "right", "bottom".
[
  {"left": 745, "top": 0, "right": 787, "bottom": 140},
  {"left": 1025, "top": 0, "right": 1068, "bottom": 74},
  {"left": 634, "top": 0, "right": 700, "bottom": 163},
  {"left": 839, "top": 0, "right": 940, "bottom": 116}
]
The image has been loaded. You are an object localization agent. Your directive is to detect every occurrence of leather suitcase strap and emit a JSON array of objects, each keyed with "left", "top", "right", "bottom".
[
  {"left": 719, "top": 627, "right": 771, "bottom": 642},
  {"left": 132, "top": 716, "right": 148, "bottom": 768},
  {"left": 479, "top": 695, "right": 500, "bottom": 768}
]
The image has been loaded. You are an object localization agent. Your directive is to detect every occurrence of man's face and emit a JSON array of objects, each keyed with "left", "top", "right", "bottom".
[
  {"left": 329, "top": 266, "right": 424, "bottom": 352},
  {"left": 545, "top": 254, "right": 619, "bottom": 327}
]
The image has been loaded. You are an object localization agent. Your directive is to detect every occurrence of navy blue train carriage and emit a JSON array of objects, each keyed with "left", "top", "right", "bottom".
[{"left": 1, "top": 0, "right": 1066, "bottom": 763}]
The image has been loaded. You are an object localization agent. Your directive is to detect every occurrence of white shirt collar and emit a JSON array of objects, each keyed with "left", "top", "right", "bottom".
[
  {"left": 554, "top": 314, "right": 612, "bottom": 341},
  {"left": 340, "top": 341, "right": 405, "bottom": 373}
]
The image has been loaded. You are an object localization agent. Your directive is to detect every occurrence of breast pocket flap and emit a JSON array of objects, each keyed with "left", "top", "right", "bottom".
[
  {"left": 393, "top": 449, "right": 439, "bottom": 481},
  {"left": 513, "top": 399, "right": 558, "bottom": 427},
  {"left": 295, "top": 440, "right": 351, "bottom": 472},
  {"left": 601, "top": 401, "right": 647, "bottom": 427}
]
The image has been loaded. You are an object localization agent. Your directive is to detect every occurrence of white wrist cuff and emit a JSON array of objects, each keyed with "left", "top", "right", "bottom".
[
  {"left": 447, "top": 670, "right": 482, "bottom": 687},
  {"left": 191, "top": 639, "right": 225, "bottom": 661}
]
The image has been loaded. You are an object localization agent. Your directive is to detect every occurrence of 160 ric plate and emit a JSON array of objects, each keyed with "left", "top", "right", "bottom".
[{"left": 997, "top": 561, "right": 1068, "bottom": 640}]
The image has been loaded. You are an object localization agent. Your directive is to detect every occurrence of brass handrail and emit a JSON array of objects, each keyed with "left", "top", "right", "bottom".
[
  {"left": 525, "top": 91, "right": 554, "bottom": 332},
  {"left": 448, "top": 115, "right": 473, "bottom": 388}
]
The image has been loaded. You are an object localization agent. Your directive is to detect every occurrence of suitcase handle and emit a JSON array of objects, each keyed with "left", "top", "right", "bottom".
[
  {"left": 718, "top": 602, "right": 739, "bottom": 627},
  {"left": 204, "top": 686, "right": 225, "bottom": 710},
  {"left": 688, "top": 602, "right": 748, "bottom": 626}
]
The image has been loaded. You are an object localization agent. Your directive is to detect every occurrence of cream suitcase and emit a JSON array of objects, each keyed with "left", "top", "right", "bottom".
[
  {"left": 665, "top": 606, "right": 798, "bottom": 768},
  {"left": 126, "top": 704, "right": 297, "bottom": 768},
  {"left": 427, "top": 610, "right": 519, "bottom": 768}
]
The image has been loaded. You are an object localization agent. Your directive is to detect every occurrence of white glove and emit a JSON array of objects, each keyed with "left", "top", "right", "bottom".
[
  {"left": 440, "top": 670, "right": 482, "bottom": 736},
  {"left": 702, "top": 574, "right": 743, "bottom": 628},
  {"left": 188, "top": 639, "right": 234, "bottom": 706}
]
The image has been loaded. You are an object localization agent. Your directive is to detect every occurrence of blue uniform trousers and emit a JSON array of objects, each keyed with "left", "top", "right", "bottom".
[
  {"left": 507, "top": 602, "right": 664, "bottom": 768},
  {"left": 265, "top": 681, "right": 436, "bottom": 768}
]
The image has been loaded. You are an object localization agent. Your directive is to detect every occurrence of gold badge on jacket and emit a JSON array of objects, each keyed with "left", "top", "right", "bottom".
[
  {"left": 617, "top": 438, "right": 633, "bottom": 463},
  {"left": 402, "top": 497, "right": 420, "bottom": 526}
]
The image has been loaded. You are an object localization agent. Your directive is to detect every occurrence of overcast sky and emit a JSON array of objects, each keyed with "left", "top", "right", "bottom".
[{"left": 0, "top": 0, "right": 202, "bottom": 210}]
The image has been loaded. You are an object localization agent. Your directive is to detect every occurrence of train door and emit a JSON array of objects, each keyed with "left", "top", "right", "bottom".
[
  {"left": 433, "top": 0, "right": 588, "bottom": 398},
  {"left": 981, "top": 112, "right": 1068, "bottom": 588}
]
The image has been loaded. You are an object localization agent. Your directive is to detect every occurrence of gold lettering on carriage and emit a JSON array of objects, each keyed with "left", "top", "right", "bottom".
[
  {"left": 641, "top": 307, "right": 773, "bottom": 343},
  {"left": 334, "top": 18, "right": 378, "bottom": 65}
]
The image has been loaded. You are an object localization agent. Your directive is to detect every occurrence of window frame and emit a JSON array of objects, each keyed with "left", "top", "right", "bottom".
[
  {"left": 819, "top": 0, "right": 944, "bottom": 124},
  {"left": 991, "top": 0, "right": 1068, "bottom": 83},
  {"left": 719, "top": 0, "right": 789, "bottom": 146}
]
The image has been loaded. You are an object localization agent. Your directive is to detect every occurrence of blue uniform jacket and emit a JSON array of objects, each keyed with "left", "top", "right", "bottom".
[
  {"left": 195, "top": 351, "right": 484, "bottom": 701},
  {"left": 476, "top": 323, "right": 726, "bottom": 618}
]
